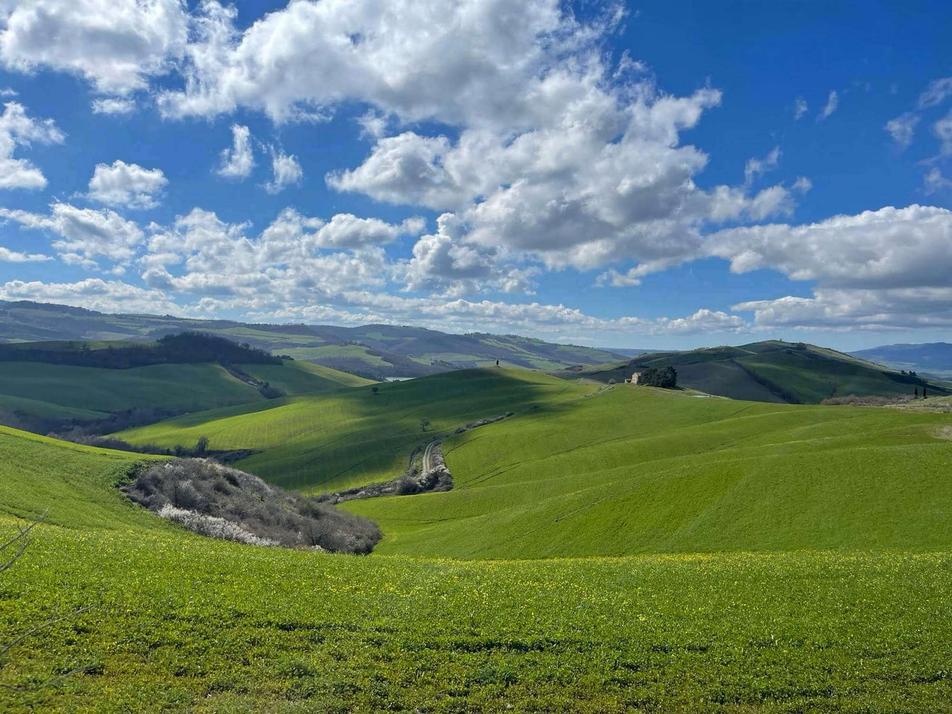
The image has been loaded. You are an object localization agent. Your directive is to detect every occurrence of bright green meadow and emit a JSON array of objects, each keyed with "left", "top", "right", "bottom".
[{"left": 2, "top": 369, "right": 952, "bottom": 710}]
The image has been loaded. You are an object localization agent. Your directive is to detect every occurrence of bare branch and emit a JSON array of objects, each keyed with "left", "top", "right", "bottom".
[{"left": 0, "top": 513, "right": 45, "bottom": 575}]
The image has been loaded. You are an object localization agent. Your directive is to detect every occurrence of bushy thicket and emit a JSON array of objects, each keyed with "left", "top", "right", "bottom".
[
  {"left": 638, "top": 366, "right": 678, "bottom": 389},
  {"left": 123, "top": 459, "right": 380, "bottom": 554}
]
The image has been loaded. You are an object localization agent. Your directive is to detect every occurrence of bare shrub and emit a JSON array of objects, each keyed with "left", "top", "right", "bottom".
[
  {"left": 123, "top": 459, "right": 380, "bottom": 554},
  {"left": 157, "top": 504, "right": 279, "bottom": 547}
]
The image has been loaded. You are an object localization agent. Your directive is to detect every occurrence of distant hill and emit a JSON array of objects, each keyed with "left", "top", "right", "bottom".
[
  {"left": 570, "top": 340, "right": 951, "bottom": 404},
  {"left": 852, "top": 342, "right": 952, "bottom": 378},
  {"left": 0, "top": 334, "right": 370, "bottom": 435},
  {"left": 0, "top": 300, "right": 625, "bottom": 378}
]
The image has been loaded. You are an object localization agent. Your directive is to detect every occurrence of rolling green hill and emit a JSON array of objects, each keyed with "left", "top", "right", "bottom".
[
  {"left": 346, "top": 384, "right": 952, "bottom": 558},
  {"left": 114, "top": 367, "right": 952, "bottom": 558},
  {"left": 2, "top": 393, "right": 952, "bottom": 709},
  {"left": 573, "top": 340, "right": 950, "bottom": 403},
  {"left": 0, "top": 358, "right": 369, "bottom": 433},
  {"left": 0, "top": 300, "right": 624, "bottom": 378},
  {"left": 117, "top": 369, "right": 582, "bottom": 491}
]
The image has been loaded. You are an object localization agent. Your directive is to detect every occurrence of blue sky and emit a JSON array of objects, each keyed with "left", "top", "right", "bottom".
[{"left": 0, "top": 0, "right": 949, "bottom": 350}]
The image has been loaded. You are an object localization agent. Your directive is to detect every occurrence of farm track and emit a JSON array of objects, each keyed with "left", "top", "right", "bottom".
[{"left": 421, "top": 439, "right": 440, "bottom": 473}]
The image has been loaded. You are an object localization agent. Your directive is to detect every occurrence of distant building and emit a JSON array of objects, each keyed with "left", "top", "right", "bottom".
[{"left": 627, "top": 372, "right": 641, "bottom": 385}]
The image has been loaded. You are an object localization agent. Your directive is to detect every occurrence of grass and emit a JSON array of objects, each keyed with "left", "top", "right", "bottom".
[
  {"left": 279, "top": 344, "right": 393, "bottom": 367},
  {"left": 0, "top": 359, "right": 365, "bottom": 427},
  {"left": 0, "top": 362, "right": 261, "bottom": 420},
  {"left": 345, "top": 384, "right": 952, "bottom": 558},
  {"left": 117, "top": 368, "right": 952, "bottom": 557},
  {"left": 3, "top": 372, "right": 952, "bottom": 710},
  {"left": 0, "top": 423, "right": 949, "bottom": 710},
  {"left": 118, "top": 369, "right": 583, "bottom": 491}
]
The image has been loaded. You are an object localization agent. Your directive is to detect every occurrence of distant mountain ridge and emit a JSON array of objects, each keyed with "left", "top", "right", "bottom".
[
  {"left": 852, "top": 342, "right": 952, "bottom": 378},
  {"left": 0, "top": 300, "right": 625, "bottom": 379},
  {"left": 573, "top": 340, "right": 950, "bottom": 404}
]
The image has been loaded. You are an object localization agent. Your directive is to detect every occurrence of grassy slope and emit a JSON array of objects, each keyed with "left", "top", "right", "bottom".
[
  {"left": 118, "top": 369, "right": 583, "bottom": 491},
  {"left": 0, "top": 359, "right": 365, "bottom": 427},
  {"left": 0, "top": 362, "right": 261, "bottom": 418},
  {"left": 115, "top": 366, "right": 952, "bottom": 558},
  {"left": 346, "top": 385, "right": 952, "bottom": 558},
  {"left": 1, "top": 425, "right": 951, "bottom": 711}
]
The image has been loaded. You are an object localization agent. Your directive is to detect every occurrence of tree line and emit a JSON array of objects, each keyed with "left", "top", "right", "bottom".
[{"left": 0, "top": 332, "right": 281, "bottom": 369}]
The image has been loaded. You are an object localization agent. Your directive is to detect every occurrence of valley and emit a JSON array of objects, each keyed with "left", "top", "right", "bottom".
[{"left": 1, "top": 318, "right": 951, "bottom": 711}]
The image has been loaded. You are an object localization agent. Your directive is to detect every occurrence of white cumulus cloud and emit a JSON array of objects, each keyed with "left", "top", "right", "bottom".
[
  {"left": 0, "top": 202, "right": 144, "bottom": 266},
  {"left": 0, "top": 101, "right": 63, "bottom": 189},
  {"left": 87, "top": 160, "right": 167, "bottom": 209},
  {"left": 0, "top": 0, "right": 188, "bottom": 95}
]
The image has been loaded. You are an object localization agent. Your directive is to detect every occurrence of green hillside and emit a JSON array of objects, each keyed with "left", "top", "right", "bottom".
[
  {"left": 575, "top": 340, "right": 950, "bottom": 404},
  {"left": 115, "top": 367, "right": 952, "bottom": 558},
  {"left": 347, "top": 384, "right": 952, "bottom": 558},
  {"left": 0, "top": 358, "right": 367, "bottom": 433},
  {"left": 0, "top": 300, "right": 624, "bottom": 378},
  {"left": 118, "top": 369, "right": 581, "bottom": 491},
  {"left": 3, "top": 404, "right": 952, "bottom": 710}
]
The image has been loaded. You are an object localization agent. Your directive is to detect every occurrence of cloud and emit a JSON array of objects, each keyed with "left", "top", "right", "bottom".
[
  {"left": 934, "top": 109, "right": 952, "bottom": 156},
  {"left": 793, "top": 97, "right": 808, "bottom": 120},
  {"left": 0, "top": 0, "right": 797, "bottom": 286},
  {"left": 398, "top": 213, "right": 535, "bottom": 296},
  {"left": 157, "top": 0, "right": 574, "bottom": 126},
  {"left": 924, "top": 167, "right": 952, "bottom": 194},
  {"left": 792, "top": 176, "right": 812, "bottom": 194},
  {"left": 708, "top": 205, "right": 952, "bottom": 289},
  {"left": 91, "top": 97, "right": 137, "bottom": 115},
  {"left": 217, "top": 124, "right": 254, "bottom": 179},
  {"left": 141, "top": 206, "right": 419, "bottom": 294},
  {"left": 818, "top": 90, "right": 838, "bottom": 120},
  {"left": 264, "top": 148, "right": 302, "bottom": 194},
  {"left": 744, "top": 146, "right": 781, "bottom": 185},
  {"left": 0, "top": 202, "right": 144, "bottom": 265},
  {"left": 313, "top": 213, "right": 423, "bottom": 248},
  {"left": 0, "top": 0, "right": 188, "bottom": 94},
  {"left": 710, "top": 204, "right": 952, "bottom": 331},
  {"left": 735, "top": 287, "right": 952, "bottom": 331},
  {"left": 327, "top": 132, "right": 462, "bottom": 209},
  {"left": 651, "top": 308, "right": 746, "bottom": 334},
  {"left": 884, "top": 112, "right": 919, "bottom": 149},
  {"left": 918, "top": 77, "right": 952, "bottom": 109},
  {"left": 0, "top": 243, "right": 50, "bottom": 262},
  {"left": 0, "top": 101, "right": 63, "bottom": 189},
  {"left": 0, "top": 278, "right": 179, "bottom": 314},
  {"left": 87, "top": 160, "right": 167, "bottom": 209}
]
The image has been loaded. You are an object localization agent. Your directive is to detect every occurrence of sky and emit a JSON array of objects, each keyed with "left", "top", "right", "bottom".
[{"left": 0, "top": 0, "right": 949, "bottom": 350}]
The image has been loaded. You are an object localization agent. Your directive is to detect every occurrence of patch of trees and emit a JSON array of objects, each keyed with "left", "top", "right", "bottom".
[
  {"left": 0, "top": 332, "right": 280, "bottom": 370},
  {"left": 638, "top": 366, "right": 678, "bottom": 389},
  {"left": 122, "top": 459, "right": 381, "bottom": 554}
]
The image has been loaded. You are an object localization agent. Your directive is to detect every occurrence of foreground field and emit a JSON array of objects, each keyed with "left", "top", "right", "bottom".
[
  {"left": 5, "top": 373, "right": 952, "bottom": 711},
  {"left": 1, "top": 426, "right": 951, "bottom": 711}
]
